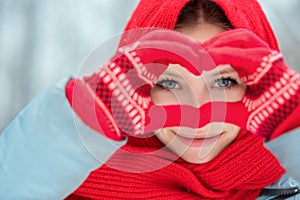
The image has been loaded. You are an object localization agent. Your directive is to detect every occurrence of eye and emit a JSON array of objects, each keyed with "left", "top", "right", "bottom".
[
  {"left": 214, "top": 77, "right": 238, "bottom": 89},
  {"left": 156, "top": 79, "right": 181, "bottom": 90}
]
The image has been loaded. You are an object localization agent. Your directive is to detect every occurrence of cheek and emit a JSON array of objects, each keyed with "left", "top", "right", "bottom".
[
  {"left": 154, "top": 129, "right": 175, "bottom": 146},
  {"left": 150, "top": 87, "right": 178, "bottom": 105},
  {"left": 228, "top": 84, "right": 246, "bottom": 101},
  {"left": 208, "top": 85, "right": 246, "bottom": 102}
]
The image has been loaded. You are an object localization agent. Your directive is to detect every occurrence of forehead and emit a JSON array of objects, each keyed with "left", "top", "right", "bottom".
[
  {"left": 177, "top": 23, "right": 226, "bottom": 42},
  {"left": 164, "top": 64, "right": 237, "bottom": 78}
]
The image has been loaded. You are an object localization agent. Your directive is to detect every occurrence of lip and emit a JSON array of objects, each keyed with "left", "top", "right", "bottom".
[
  {"left": 175, "top": 129, "right": 222, "bottom": 139},
  {"left": 174, "top": 131, "right": 223, "bottom": 147},
  {"left": 176, "top": 132, "right": 221, "bottom": 139}
]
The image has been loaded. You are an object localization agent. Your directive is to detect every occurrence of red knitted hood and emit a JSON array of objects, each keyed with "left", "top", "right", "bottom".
[{"left": 120, "top": 0, "right": 279, "bottom": 51}]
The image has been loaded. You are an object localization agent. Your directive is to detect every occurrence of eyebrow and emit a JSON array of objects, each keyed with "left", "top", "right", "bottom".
[
  {"left": 204, "top": 65, "right": 236, "bottom": 77},
  {"left": 161, "top": 64, "right": 237, "bottom": 78},
  {"left": 160, "top": 70, "right": 186, "bottom": 79}
]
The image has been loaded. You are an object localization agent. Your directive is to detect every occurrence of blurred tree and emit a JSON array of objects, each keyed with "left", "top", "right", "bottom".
[
  {"left": 260, "top": 0, "right": 300, "bottom": 70},
  {"left": 0, "top": 0, "right": 138, "bottom": 131}
]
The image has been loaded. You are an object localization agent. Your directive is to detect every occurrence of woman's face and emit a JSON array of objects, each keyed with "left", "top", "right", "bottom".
[{"left": 151, "top": 23, "right": 246, "bottom": 164}]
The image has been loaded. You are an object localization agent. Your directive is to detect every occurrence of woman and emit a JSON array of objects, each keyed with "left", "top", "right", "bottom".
[
  {"left": 64, "top": 0, "right": 300, "bottom": 199},
  {"left": 1, "top": 0, "right": 300, "bottom": 199}
]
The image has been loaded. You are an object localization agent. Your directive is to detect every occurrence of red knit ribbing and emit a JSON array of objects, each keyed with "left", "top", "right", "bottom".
[
  {"left": 119, "top": 0, "right": 190, "bottom": 47},
  {"left": 67, "top": 130, "right": 284, "bottom": 199},
  {"left": 124, "top": 0, "right": 189, "bottom": 30}
]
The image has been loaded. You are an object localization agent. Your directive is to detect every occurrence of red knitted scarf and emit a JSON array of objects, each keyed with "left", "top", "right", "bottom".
[{"left": 67, "top": 130, "right": 284, "bottom": 199}]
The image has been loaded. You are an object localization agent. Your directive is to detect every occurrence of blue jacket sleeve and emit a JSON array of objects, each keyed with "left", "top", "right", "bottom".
[
  {"left": 0, "top": 78, "right": 126, "bottom": 199},
  {"left": 265, "top": 127, "right": 300, "bottom": 182}
]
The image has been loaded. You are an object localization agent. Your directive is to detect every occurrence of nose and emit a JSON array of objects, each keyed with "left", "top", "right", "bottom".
[{"left": 187, "top": 76, "right": 212, "bottom": 108}]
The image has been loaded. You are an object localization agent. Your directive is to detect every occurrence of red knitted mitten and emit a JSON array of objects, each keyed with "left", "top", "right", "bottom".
[
  {"left": 204, "top": 28, "right": 300, "bottom": 139},
  {"left": 66, "top": 29, "right": 212, "bottom": 141}
]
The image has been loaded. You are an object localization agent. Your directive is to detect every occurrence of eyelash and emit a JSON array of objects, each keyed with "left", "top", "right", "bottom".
[
  {"left": 155, "top": 78, "right": 181, "bottom": 90},
  {"left": 155, "top": 76, "right": 238, "bottom": 91},
  {"left": 213, "top": 76, "right": 238, "bottom": 89}
]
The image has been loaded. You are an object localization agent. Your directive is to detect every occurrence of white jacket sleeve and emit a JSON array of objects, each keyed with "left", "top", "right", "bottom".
[{"left": 0, "top": 78, "right": 126, "bottom": 199}]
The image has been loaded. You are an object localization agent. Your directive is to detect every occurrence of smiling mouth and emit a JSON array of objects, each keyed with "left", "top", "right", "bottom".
[
  {"left": 175, "top": 130, "right": 223, "bottom": 139},
  {"left": 173, "top": 130, "right": 223, "bottom": 147}
]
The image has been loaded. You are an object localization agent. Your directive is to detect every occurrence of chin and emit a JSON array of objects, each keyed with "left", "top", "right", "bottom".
[
  {"left": 155, "top": 124, "right": 240, "bottom": 164},
  {"left": 179, "top": 146, "right": 223, "bottom": 164}
]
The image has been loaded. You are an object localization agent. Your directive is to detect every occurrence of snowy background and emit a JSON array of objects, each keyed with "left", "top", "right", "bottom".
[{"left": 0, "top": 0, "right": 299, "bottom": 132}]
